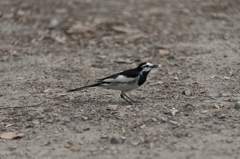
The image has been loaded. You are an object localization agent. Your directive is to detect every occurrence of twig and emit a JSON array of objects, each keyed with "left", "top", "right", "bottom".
[{"left": 0, "top": 101, "right": 46, "bottom": 109}]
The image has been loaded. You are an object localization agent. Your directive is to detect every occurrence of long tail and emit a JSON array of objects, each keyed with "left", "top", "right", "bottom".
[{"left": 67, "top": 83, "right": 100, "bottom": 92}]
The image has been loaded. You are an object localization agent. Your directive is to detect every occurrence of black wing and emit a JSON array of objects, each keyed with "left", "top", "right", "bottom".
[{"left": 97, "top": 68, "right": 139, "bottom": 83}]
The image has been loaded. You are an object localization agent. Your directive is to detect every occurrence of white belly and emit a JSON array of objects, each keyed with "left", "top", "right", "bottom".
[{"left": 100, "top": 76, "right": 140, "bottom": 91}]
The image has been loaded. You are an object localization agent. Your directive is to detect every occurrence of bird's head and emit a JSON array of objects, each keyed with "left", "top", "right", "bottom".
[{"left": 137, "top": 62, "right": 160, "bottom": 73}]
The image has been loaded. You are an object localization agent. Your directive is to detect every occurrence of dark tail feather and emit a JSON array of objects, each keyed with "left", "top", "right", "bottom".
[{"left": 66, "top": 83, "right": 100, "bottom": 92}]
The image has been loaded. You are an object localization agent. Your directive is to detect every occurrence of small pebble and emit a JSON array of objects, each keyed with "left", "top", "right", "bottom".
[
  {"left": 110, "top": 134, "right": 122, "bottom": 144},
  {"left": 149, "top": 142, "right": 154, "bottom": 149},
  {"left": 17, "top": 10, "right": 24, "bottom": 16},
  {"left": 235, "top": 101, "right": 240, "bottom": 110},
  {"left": 151, "top": 118, "right": 158, "bottom": 122},
  {"left": 185, "top": 104, "right": 194, "bottom": 111},
  {"left": 218, "top": 114, "right": 226, "bottom": 119},
  {"left": 101, "top": 134, "right": 109, "bottom": 139},
  {"left": 231, "top": 97, "right": 240, "bottom": 102},
  {"left": 232, "top": 124, "right": 239, "bottom": 128},
  {"left": 223, "top": 33, "right": 229, "bottom": 40},
  {"left": 109, "top": 146, "right": 118, "bottom": 154},
  {"left": 25, "top": 123, "right": 34, "bottom": 128},
  {"left": 64, "top": 119, "right": 71, "bottom": 123},
  {"left": 75, "top": 126, "right": 83, "bottom": 133},
  {"left": 173, "top": 76, "right": 179, "bottom": 81},
  {"left": 226, "top": 139, "right": 233, "bottom": 143},
  {"left": 94, "top": 121, "right": 100, "bottom": 125},
  {"left": 161, "top": 117, "right": 168, "bottom": 122},
  {"left": 83, "top": 127, "right": 90, "bottom": 131},
  {"left": 47, "top": 120, "right": 53, "bottom": 123},
  {"left": 87, "top": 106, "right": 93, "bottom": 111},
  {"left": 48, "top": 19, "right": 59, "bottom": 29},
  {"left": 167, "top": 55, "right": 175, "bottom": 60},
  {"left": 69, "top": 96, "right": 75, "bottom": 101},
  {"left": 184, "top": 89, "right": 191, "bottom": 96},
  {"left": 163, "top": 108, "right": 171, "bottom": 114},
  {"left": 121, "top": 136, "right": 126, "bottom": 141}
]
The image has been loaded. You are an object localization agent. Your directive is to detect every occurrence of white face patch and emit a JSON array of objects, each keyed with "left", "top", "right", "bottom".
[
  {"left": 146, "top": 62, "right": 153, "bottom": 67},
  {"left": 141, "top": 62, "right": 153, "bottom": 68},
  {"left": 142, "top": 67, "right": 152, "bottom": 72}
]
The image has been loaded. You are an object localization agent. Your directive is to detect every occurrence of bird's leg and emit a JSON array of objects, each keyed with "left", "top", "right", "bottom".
[
  {"left": 120, "top": 92, "right": 132, "bottom": 105},
  {"left": 122, "top": 92, "right": 138, "bottom": 103}
]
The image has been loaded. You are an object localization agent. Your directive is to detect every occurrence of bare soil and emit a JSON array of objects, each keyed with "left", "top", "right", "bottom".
[{"left": 0, "top": 0, "right": 240, "bottom": 158}]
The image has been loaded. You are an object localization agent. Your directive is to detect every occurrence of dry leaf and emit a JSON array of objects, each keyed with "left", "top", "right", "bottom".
[
  {"left": 16, "top": 77, "right": 25, "bottom": 80},
  {"left": 8, "top": 146, "right": 18, "bottom": 151},
  {"left": 1, "top": 132, "right": 25, "bottom": 140},
  {"left": 223, "top": 77, "right": 230, "bottom": 80},
  {"left": 140, "top": 124, "right": 146, "bottom": 129},
  {"left": 169, "top": 120, "right": 178, "bottom": 125},
  {"left": 131, "top": 141, "right": 139, "bottom": 146},
  {"left": 214, "top": 103, "right": 224, "bottom": 109},
  {"left": 67, "top": 22, "right": 91, "bottom": 34},
  {"left": 64, "top": 143, "right": 71, "bottom": 148},
  {"left": 219, "top": 103, "right": 224, "bottom": 107},
  {"left": 211, "top": 13, "right": 229, "bottom": 20},
  {"left": 184, "top": 89, "right": 191, "bottom": 96},
  {"left": 149, "top": 81, "right": 164, "bottom": 86},
  {"left": 158, "top": 49, "right": 170, "bottom": 56},
  {"left": 171, "top": 108, "right": 179, "bottom": 116},
  {"left": 32, "top": 119, "right": 40, "bottom": 125},
  {"left": 214, "top": 103, "right": 219, "bottom": 109},
  {"left": 107, "top": 105, "right": 118, "bottom": 111},
  {"left": 43, "top": 89, "right": 52, "bottom": 93},
  {"left": 41, "top": 140, "right": 51, "bottom": 146},
  {"left": 112, "top": 26, "right": 141, "bottom": 34},
  {"left": 125, "top": 33, "right": 147, "bottom": 42},
  {"left": 82, "top": 116, "right": 89, "bottom": 121},
  {"left": 5, "top": 124, "right": 14, "bottom": 128},
  {"left": 53, "top": 36, "right": 66, "bottom": 44},
  {"left": 167, "top": 72, "right": 173, "bottom": 76}
]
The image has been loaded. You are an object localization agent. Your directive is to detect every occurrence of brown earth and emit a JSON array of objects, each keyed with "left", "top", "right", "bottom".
[{"left": 0, "top": 0, "right": 240, "bottom": 158}]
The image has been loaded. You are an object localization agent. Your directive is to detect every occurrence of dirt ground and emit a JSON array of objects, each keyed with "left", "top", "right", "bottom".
[{"left": 0, "top": 0, "right": 240, "bottom": 158}]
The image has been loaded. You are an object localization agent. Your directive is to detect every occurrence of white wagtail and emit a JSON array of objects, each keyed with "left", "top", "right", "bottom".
[{"left": 67, "top": 62, "right": 159, "bottom": 104}]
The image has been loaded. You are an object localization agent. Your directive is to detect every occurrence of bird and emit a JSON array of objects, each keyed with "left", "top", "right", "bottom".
[{"left": 67, "top": 62, "right": 159, "bottom": 104}]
